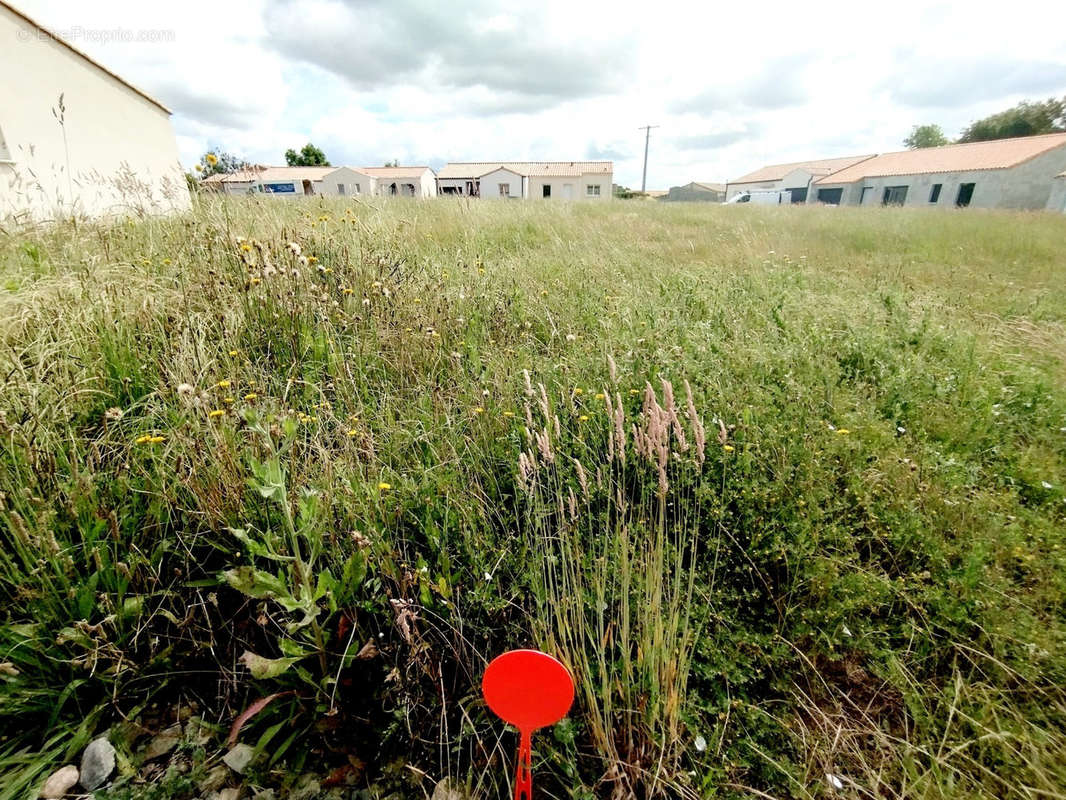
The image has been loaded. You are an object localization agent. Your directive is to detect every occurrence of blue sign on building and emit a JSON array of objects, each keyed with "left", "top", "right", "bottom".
[{"left": 264, "top": 183, "right": 296, "bottom": 194}]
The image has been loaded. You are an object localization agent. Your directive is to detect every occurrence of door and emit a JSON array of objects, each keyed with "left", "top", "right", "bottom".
[{"left": 562, "top": 184, "right": 573, "bottom": 200}]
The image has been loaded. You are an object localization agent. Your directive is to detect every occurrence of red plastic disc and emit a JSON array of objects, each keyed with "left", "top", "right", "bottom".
[{"left": 482, "top": 649, "right": 574, "bottom": 732}]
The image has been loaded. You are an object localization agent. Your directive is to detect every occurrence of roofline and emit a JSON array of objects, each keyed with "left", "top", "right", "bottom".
[
  {"left": 1, "top": 0, "right": 173, "bottom": 115},
  {"left": 813, "top": 134, "right": 1066, "bottom": 184},
  {"left": 478, "top": 166, "right": 524, "bottom": 178},
  {"left": 442, "top": 161, "right": 612, "bottom": 165},
  {"left": 727, "top": 154, "right": 877, "bottom": 185}
]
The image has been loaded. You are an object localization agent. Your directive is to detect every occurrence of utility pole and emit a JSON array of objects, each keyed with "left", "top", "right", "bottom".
[{"left": 638, "top": 124, "right": 659, "bottom": 192}]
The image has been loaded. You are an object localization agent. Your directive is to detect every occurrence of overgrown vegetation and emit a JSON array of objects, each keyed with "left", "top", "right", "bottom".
[{"left": 1, "top": 198, "right": 1064, "bottom": 799}]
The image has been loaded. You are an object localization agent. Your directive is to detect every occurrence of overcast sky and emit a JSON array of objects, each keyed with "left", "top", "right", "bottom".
[{"left": 16, "top": 0, "right": 1066, "bottom": 187}]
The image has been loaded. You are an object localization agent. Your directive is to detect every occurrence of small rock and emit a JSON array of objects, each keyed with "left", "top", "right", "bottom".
[
  {"left": 79, "top": 738, "right": 116, "bottom": 791},
  {"left": 39, "top": 765, "right": 79, "bottom": 798},
  {"left": 198, "top": 763, "right": 229, "bottom": 793},
  {"left": 222, "top": 743, "right": 255, "bottom": 774},
  {"left": 289, "top": 774, "right": 321, "bottom": 800},
  {"left": 432, "top": 778, "right": 469, "bottom": 800},
  {"left": 142, "top": 724, "right": 183, "bottom": 761}
]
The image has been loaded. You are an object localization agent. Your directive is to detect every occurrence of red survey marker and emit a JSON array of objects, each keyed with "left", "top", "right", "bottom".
[{"left": 482, "top": 649, "right": 575, "bottom": 800}]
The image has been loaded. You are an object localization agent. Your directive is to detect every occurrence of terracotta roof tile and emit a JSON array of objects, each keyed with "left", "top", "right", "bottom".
[
  {"left": 728, "top": 155, "right": 875, "bottom": 185},
  {"left": 815, "top": 133, "right": 1066, "bottom": 184},
  {"left": 358, "top": 166, "right": 433, "bottom": 179}
]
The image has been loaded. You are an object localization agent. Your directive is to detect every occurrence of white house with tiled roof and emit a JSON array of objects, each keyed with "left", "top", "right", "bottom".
[
  {"left": 437, "top": 161, "right": 613, "bottom": 200},
  {"left": 0, "top": 0, "right": 189, "bottom": 222},
  {"left": 205, "top": 165, "right": 436, "bottom": 198},
  {"left": 725, "top": 155, "right": 875, "bottom": 203},
  {"left": 810, "top": 133, "right": 1066, "bottom": 209}
]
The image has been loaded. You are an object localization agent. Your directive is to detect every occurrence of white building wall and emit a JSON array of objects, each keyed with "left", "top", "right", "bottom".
[
  {"left": 319, "top": 167, "right": 374, "bottom": 196},
  {"left": 479, "top": 168, "right": 523, "bottom": 199},
  {"left": 1047, "top": 178, "right": 1066, "bottom": 213},
  {"left": 0, "top": 5, "right": 190, "bottom": 222},
  {"left": 419, "top": 169, "right": 436, "bottom": 197},
  {"left": 527, "top": 173, "right": 612, "bottom": 200},
  {"left": 725, "top": 179, "right": 783, "bottom": 200}
]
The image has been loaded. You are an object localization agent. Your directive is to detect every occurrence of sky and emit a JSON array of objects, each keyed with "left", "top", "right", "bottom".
[{"left": 14, "top": 0, "right": 1066, "bottom": 188}]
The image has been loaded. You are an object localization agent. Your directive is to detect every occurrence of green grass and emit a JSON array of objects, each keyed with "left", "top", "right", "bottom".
[{"left": 1, "top": 197, "right": 1065, "bottom": 799}]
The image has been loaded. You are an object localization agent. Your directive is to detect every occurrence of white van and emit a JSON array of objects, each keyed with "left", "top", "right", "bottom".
[{"left": 725, "top": 189, "right": 792, "bottom": 205}]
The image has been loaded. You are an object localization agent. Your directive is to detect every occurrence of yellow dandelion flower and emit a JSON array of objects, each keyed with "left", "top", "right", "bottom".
[
  {"left": 579, "top": 414, "right": 590, "bottom": 422},
  {"left": 205, "top": 153, "right": 218, "bottom": 166},
  {"left": 835, "top": 428, "right": 851, "bottom": 435},
  {"left": 347, "top": 429, "right": 358, "bottom": 437},
  {"left": 194, "top": 164, "right": 203, "bottom": 172},
  {"left": 478, "top": 268, "right": 485, "bottom": 275},
  {"left": 250, "top": 277, "right": 261, "bottom": 285},
  {"left": 723, "top": 444, "right": 735, "bottom": 452},
  {"left": 343, "top": 288, "right": 354, "bottom": 295},
  {"left": 308, "top": 255, "right": 318, "bottom": 263},
  {"left": 240, "top": 243, "right": 252, "bottom": 252},
  {"left": 595, "top": 393, "right": 605, "bottom": 400},
  {"left": 473, "top": 407, "right": 485, "bottom": 415},
  {"left": 224, "top": 396, "right": 234, "bottom": 404},
  {"left": 217, "top": 380, "right": 231, "bottom": 389},
  {"left": 147, "top": 435, "right": 166, "bottom": 444},
  {"left": 243, "top": 393, "right": 257, "bottom": 401},
  {"left": 378, "top": 482, "right": 392, "bottom": 491},
  {"left": 209, "top": 409, "right": 225, "bottom": 418},
  {"left": 629, "top": 389, "right": 640, "bottom": 395},
  {"left": 413, "top": 298, "right": 421, "bottom": 304},
  {"left": 135, "top": 434, "right": 152, "bottom": 444},
  {"left": 503, "top": 411, "right": 515, "bottom": 418},
  {"left": 162, "top": 258, "right": 172, "bottom": 265},
  {"left": 573, "top": 388, "right": 583, "bottom": 395},
  {"left": 229, "top": 349, "right": 239, "bottom": 356}
]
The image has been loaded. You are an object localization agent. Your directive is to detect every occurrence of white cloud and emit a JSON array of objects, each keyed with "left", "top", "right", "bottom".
[{"left": 14, "top": 0, "right": 1066, "bottom": 187}]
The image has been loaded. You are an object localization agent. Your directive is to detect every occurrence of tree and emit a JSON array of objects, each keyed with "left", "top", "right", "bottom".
[
  {"left": 904, "top": 124, "right": 948, "bottom": 149},
  {"left": 195, "top": 149, "right": 251, "bottom": 177},
  {"left": 383, "top": 159, "right": 399, "bottom": 167},
  {"left": 285, "top": 143, "right": 330, "bottom": 166},
  {"left": 958, "top": 97, "right": 1066, "bottom": 143}
]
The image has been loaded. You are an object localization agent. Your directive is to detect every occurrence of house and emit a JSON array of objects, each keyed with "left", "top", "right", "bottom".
[
  {"left": 1048, "top": 170, "right": 1066, "bottom": 213},
  {"left": 204, "top": 165, "right": 437, "bottom": 198},
  {"left": 725, "top": 155, "right": 875, "bottom": 203},
  {"left": 202, "top": 166, "right": 336, "bottom": 196},
  {"left": 357, "top": 166, "right": 437, "bottom": 197},
  {"left": 318, "top": 166, "right": 375, "bottom": 197},
  {"left": 436, "top": 162, "right": 613, "bottom": 200},
  {"left": 0, "top": 0, "right": 189, "bottom": 222},
  {"left": 664, "top": 182, "right": 726, "bottom": 202},
  {"left": 811, "top": 133, "right": 1066, "bottom": 209}
]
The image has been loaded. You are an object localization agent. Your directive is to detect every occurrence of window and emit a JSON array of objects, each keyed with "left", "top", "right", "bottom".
[
  {"left": 354, "top": 183, "right": 361, "bottom": 194},
  {"left": 337, "top": 183, "right": 346, "bottom": 195},
  {"left": 542, "top": 185, "right": 551, "bottom": 198},
  {"left": 790, "top": 187, "right": 807, "bottom": 203},
  {"left": 499, "top": 184, "right": 510, "bottom": 197},
  {"left": 929, "top": 183, "right": 941, "bottom": 203},
  {"left": 956, "top": 183, "right": 975, "bottom": 207},
  {"left": 586, "top": 184, "right": 601, "bottom": 196},
  {"left": 882, "top": 186, "right": 908, "bottom": 206},
  {"left": 860, "top": 186, "right": 874, "bottom": 204},
  {"left": 816, "top": 187, "right": 843, "bottom": 205}
]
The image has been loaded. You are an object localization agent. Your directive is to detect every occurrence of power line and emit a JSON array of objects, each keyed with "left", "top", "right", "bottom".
[{"left": 638, "top": 124, "right": 659, "bottom": 193}]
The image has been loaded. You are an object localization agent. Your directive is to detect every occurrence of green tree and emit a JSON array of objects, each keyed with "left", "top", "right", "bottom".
[
  {"left": 958, "top": 97, "right": 1066, "bottom": 143},
  {"left": 904, "top": 124, "right": 949, "bottom": 149},
  {"left": 195, "top": 149, "right": 250, "bottom": 177},
  {"left": 285, "top": 143, "right": 330, "bottom": 166},
  {"left": 383, "top": 159, "right": 399, "bottom": 167}
]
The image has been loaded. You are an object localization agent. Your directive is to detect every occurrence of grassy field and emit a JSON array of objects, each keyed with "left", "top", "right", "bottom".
[{"left": 1, "top": 197, "right": 1064, "bottom": 799}]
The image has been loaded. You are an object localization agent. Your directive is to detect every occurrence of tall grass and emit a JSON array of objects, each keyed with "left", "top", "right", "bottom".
[{"left": 0, "top": 197, "right": 1064, "bottom": 798}]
